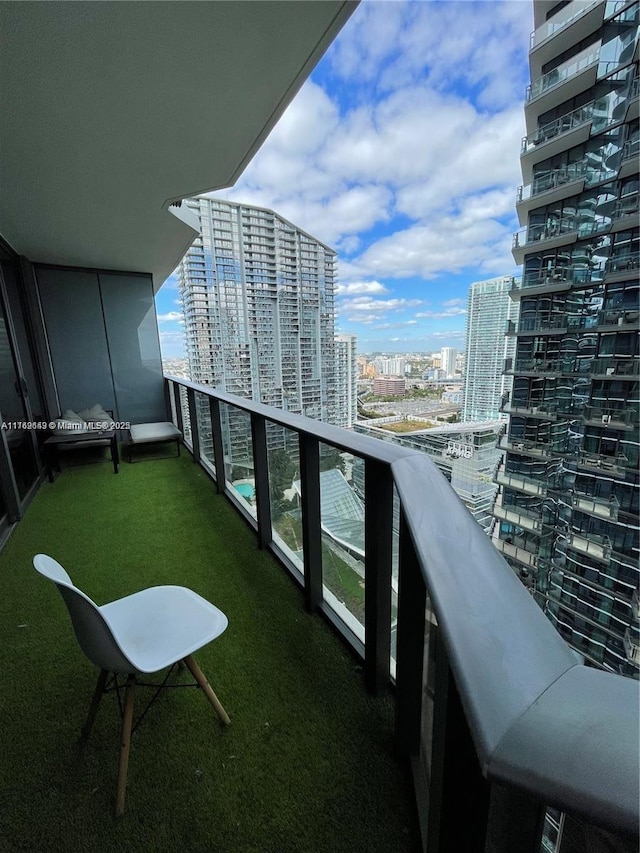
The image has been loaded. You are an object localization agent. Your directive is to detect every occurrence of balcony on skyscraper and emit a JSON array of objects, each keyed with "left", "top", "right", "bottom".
[{"left": 1, "top": 2, "right": 638, "bottom": 851}]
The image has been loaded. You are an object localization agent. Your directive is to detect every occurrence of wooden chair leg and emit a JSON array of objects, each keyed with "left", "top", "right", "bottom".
[
  {"left": 81, "top": 669, "right": 108, "bottom": 741},
  {"left": 115, "top": 675, "right": 136, "bottom": 817},
  {"left": 183, "top": 655, "right": 230, "bottom": 726}
]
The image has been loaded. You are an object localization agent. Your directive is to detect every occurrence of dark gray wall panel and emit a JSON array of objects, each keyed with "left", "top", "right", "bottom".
[
  {"left": 99, "top": 273, "right": 165, "bottom": 424},
  {"left": 36, "top": 268, "right": 116, "bottom": 416}
]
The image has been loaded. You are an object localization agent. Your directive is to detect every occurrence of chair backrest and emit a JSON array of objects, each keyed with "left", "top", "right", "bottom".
[{"left": 33, "top": 554, "right": 134, "bottom": 673}]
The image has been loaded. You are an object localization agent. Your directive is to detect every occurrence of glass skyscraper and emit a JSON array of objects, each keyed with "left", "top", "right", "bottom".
[
  {"left": 463, "top": 275, "right": 520, "bottom": 422},
  {"left": 496, "top": 0, "right": 639, "bottom": 677},
  {"left": 179, "top": 198, "right": 338, "bottom": 422}
]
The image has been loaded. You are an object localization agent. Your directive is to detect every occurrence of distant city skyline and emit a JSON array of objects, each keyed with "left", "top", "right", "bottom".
[{"left": 155, "top": 0, "right": 531, "bottom": 356}]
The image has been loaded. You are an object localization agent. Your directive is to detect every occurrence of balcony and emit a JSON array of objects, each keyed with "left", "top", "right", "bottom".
[
  {"left": 530, "top": 0, "right": 604, "bottom": 59},
  {"left": 1, "top": 453, "right": 419, "bottom": 851},
  {"left": 583, "top": 404, "right": 637, "bottom": 429},
  {"left": 591, "top": 358, "right": 640, "bottom": 378},
  {"left": 604, "top": 251, "right": 640, "bottom": 277},
  {"left": 493, "top": 502, "right": 543, "bottom": 533},
  {"left": 525, "top": 46, "right": 600, "bottom": 117},
  {"left": 496, "top": 469, "right": 548, "bottom": 496},
  {"left": 567, "top": 532, "right": 613, "bottom": 564},
  {"left": 511, "top": 264, "right": 601, "bottom": 298},
  {"left": 517, "top": 316, "right": 568, "bottom": 335},
  {"left": 512, "top": 218, "right": 579, "bottom": 263},
  {"left": 1, "top": 3, "right": 639, "bottom": 843},
  {"left": 494, "top": 538, "right": 539, "bottom": 569},
  {"left": 595, "top": 307, "right": 640, "bottom": 330},
  {"left": 572, "top": 493, "right": 621, "bottom": 522},
  {"left": 619, "top": 137, "right": 640, "bottom": 179},
  {"left": 500, "top": 436, "right": 565, "bottom": 459},
  {"left": 577, "top": 450, "right": 630, "bottom": 476},
  {"left": 516, "top": 167, "right": 590, "bottom": 223},
  {"left": 624, "top": 628, "right": 640, "bottom": 668}
]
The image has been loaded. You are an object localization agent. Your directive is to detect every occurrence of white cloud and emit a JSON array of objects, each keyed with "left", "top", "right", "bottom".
[
  {"left": 157, "top": 311, "right": 184, "bottom": 323},
  {"left": 336, "top": 280, "right": 388, "bottom": 295},
  {"left": 340, "top": 296, "right": 423, "bottom": 313},
  {"left": 416, "top": 307, "right": 467, "bottom": 319}
]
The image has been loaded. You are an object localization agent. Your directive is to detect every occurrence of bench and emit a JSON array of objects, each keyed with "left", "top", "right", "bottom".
[{"left": 127, "top": 422, "right": 182, "bottom": 463}]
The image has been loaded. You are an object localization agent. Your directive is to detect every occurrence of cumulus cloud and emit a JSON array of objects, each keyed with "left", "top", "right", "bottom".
[
  {"left": 157, "top": 311, "right": 184, "bottom": 323},
  {"left": 187, "top": 0, "right": 532, "bottom": 349},
  {"left": 336, "top": 280, "right": 389, "bottom": 295},
  {"left": 416, "top": 307, "right": 467, "bottom": 319},
  {"left": 340, "top": 296, "right": 424, "bottom": 313}
]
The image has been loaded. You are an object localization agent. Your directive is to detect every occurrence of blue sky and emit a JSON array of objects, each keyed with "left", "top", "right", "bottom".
[{"left": 156, "top": 0, "right": 533, "bottom": 357}]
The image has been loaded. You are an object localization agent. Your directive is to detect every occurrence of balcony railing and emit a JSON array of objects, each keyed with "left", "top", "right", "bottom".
[
  {"left": 493, "top": 502, "right": 543, "bottom": 533},
  {"left": 596, "top": 308, "right": 640, "bottom": 328},
  {"left": 496, "top": 469, "right": 548, "bottom": 496},
  {"left": 514, "top": 264, "right": 601, "bottom": 292},
  {"left": 518, "top": 316, "right": 568, "bottom": 333},
  {"left": 530, "top": 0, "right": 601, "bottom": 49},
  {"left": 591, "top": 358, "right": 640, "bottom": 377},
  {"left": 526, "top": 46, "right": 600, "bottom": 101},
  {"left": 522, "top": 101, "right": 595, "bottom": 153},
  {"left": 513, "top": 217, "right": 578, "bottom": 250},
  {"left": 624, "top": 629, "right": 640, "bottom": 667},
  {"left": 622, "top": 136, "right": 640, "bottom": 161},
  {"left": 572, "top": 493, "right": 621, "bottom": 522},
  {"left": 501, "top": 435, "right": 566, "bottom": 458},
  {"left": 583, "top": 404, "right": 637, "bottom": 427},
  {"left": 166, "top": 375, "right": 638, "bottom": 847},
  {"left": 605, "top": 252, "right": 640, "bottom": 275},
  {"left": 578, "top": 450, "right": 630, "bottom": 474},
  {"left": 613, "top": 193, "right": 640, "bottom": 220},
  {"left": 567, "top": 532, "right": 613, "bottom": 563}
]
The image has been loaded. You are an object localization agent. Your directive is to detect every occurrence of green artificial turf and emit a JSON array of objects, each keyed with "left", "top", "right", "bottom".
[{"left": 0, "top": 455, "right": 420, "bottom": 853}]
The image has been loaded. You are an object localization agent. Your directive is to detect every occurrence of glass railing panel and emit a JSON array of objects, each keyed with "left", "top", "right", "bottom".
[
  {"left": 390, "top": 484, "right": 400, "bottom": 678},
  {"left": 318, "top": 441, "right": 365, "bottom": 640},
  {"left": 531, "top": 0, "right": 600, "bottom": 49},
  {"left": 527, "top": 46, "right": 600, "bottom": 101},
  {"left": 195, "top": 391, "right": 215, "bottom": 475},
  {"left": 218, "top": 401, "right": 256, "bottom": 519},
  {"left": 522, "top": 102, "right": 595, "bottom": 152},
  {"left": 266, "top": 422, "right": 304, "bottom": 574},
  {"left": 179, "top": 384, "right": 192, "bottom": 446},
  {"left": 168, "top": 380, "right": 178, "bottom": 426},
  {"left": 415, "top": 596, "right": 437, "bottom": 830}
]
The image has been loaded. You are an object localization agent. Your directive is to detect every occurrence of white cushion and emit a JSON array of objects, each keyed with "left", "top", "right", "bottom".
[
  {"left": 129, "top": 422, "right": 182, "bottom": 444},
  {"left": 53, "top": 410, "right": 89, "bottom": 435},
  {"left": 78, "top": 404, "right": 116, "bottom": 430}
]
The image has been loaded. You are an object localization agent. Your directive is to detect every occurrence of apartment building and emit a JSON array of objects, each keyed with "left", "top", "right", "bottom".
[
  {"left": 440, "top": 347, "right": 457, "bottom": 377},
  {"left": 497, "top": 0, "right": 639, "bottom": 676},
  {"left": 335, "top": 333, "right": 358, "bottom": 428},
  {"left": 178, "top": 198, "right": 339, "bottom": 461},
  {"left": 463, "top": 276, "right": 521, "bottom": 421}
]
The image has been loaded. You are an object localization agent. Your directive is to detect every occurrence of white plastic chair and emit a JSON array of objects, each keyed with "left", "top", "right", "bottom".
[{"left": 33, "top": 554, "right": 230, "bottom": 815}]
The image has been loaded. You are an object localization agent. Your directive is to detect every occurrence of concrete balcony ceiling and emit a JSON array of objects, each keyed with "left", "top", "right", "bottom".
[{"left": 0, "top": 1, "right": 355, "bottom": 289}]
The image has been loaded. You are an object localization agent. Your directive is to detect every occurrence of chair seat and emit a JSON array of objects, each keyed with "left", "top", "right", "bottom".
[
  {"left": 100, "top": 586, "right": 228, "bottom": 673},
  {"left": 129, "top": 422, "right": 181, "bottom": 444}
]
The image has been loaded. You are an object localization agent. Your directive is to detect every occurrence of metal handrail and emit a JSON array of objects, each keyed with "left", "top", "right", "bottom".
[{"left": 166, "top": 374, "right": 639, "bottom": 837}]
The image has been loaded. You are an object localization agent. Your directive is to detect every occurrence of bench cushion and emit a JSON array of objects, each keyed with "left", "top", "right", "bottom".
[{"left": 129, "top": 422, "right": 182, "bottom": 444}]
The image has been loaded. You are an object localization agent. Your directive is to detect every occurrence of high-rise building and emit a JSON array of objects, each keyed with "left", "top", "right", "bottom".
[
  {"left": 440, "top": 347, "right": 457, "bottom": 377},
  {"left": 179, "top": 197, "right": 338, "bottom": 420},
  {"left": 463, "top": 276, "right": 520, "bottom": 421},
  {"left": 496, "top": 0, "right": 639, "bottom": 677},
  {"left": 335, "top": 333, "right": 358, "bottom": 428},
  {"left": 373, "top": 356, "right": 406, "bottom": 376}
]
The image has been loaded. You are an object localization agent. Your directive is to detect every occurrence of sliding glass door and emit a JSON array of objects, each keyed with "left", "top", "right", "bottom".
[{"left": 0, "top": 250, "right": 42, "bottom": 533}]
